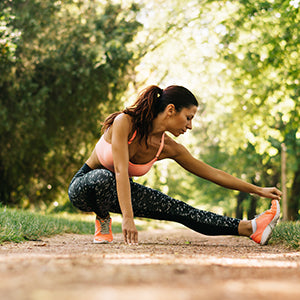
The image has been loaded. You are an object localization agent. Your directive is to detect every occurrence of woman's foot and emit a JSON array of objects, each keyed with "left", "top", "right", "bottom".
[
  {"left": 93, "top": 216, "right": 113, "bottom": 244},
  {"left": 250, "top": 200, "right": 280, "bottom": 245}
]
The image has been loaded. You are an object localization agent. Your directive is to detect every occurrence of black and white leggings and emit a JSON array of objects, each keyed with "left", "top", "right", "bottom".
[{"left": 68, "top": 164, "right": 241, "bottom": 236}]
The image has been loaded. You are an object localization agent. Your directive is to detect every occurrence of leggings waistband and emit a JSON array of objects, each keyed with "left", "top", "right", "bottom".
[{"left": 81, "top": 163, "right": 93, "bottom": 174}]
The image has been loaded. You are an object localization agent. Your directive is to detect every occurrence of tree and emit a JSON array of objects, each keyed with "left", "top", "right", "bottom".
[
  {"left": 211, "top": 0, "right": 300, "bottom": 219},
  {"left": 0, "top": 0, "right": 142, "bottom": 206}
]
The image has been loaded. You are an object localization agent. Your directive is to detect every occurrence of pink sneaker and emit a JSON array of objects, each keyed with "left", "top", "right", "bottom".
[
  {"left": 93, "top": 217, "right": 113, "bottom": 244},
  {"left": 250, "top": 200, "right": 280, "bottom": 245}
]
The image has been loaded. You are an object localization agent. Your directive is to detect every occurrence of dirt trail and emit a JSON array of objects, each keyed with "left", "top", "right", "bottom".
[{"left": 1, "top": 228, "right": 300, "bottom": 300}]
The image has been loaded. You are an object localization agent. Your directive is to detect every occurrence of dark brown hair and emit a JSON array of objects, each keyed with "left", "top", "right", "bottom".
[{"left": 102, "top": 85, "right": 198, "bottom": 143}]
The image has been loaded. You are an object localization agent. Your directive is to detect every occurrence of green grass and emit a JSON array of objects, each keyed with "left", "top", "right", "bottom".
[
  {"left": 0, "top": 207, "right": 122, "bottom": 243},
  {"left": 271, "top": 221, "right": 300, "bottom": 249}
]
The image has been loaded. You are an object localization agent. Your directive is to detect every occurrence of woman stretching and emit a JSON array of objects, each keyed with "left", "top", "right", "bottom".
[{"left": 68, "top": 85, "right": 281, "bottom": 246}]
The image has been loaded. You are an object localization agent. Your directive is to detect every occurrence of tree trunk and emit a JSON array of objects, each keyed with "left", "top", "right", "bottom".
[
  {"left": 236, "top": 191, "right": 247, "bottom": 219},
  {"left": 247, "top": 195, "right": 257, "bottom": 220},
  {"left": 289, "top": 168, "right": 300, "bottom": 220},
  {"left": 0, "top": 162, "right": 11, "bottom": 205}
]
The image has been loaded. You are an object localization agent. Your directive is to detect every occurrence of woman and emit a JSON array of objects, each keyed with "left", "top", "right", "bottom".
[{"left": 68, "top": 85, "right": 282, "bottom": 246}]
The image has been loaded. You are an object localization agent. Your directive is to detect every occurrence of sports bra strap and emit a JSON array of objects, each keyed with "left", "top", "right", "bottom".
[{"left": 128, "top": 131, "right": 137, "bottom": 144}]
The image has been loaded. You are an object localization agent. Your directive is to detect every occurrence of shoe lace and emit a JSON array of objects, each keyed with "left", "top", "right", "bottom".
[
  {"left": 254, "top": 206, "right": 274, "bottom": 219},
  {"left": 100, "top": 218, "right": 110, "bottom": 234}
]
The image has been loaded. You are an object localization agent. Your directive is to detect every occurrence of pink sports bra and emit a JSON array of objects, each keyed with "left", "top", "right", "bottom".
[{"left": 95, "top": 131, "right": 165, "bottom": 177}]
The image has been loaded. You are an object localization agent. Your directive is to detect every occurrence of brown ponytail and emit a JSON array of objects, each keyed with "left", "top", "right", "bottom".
[{"left": 102, "top": 85, "right": 198, "bottom": 145}]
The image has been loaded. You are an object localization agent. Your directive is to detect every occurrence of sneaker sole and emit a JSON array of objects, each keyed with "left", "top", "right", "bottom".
[
  {"left": 260, "top": 200, "right": 280, "bottom": 245},
  {"left": 93, "top": 239, "right": 113, "bottom": 244}
]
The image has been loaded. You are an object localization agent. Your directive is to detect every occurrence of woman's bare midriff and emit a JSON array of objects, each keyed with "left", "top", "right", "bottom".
[{"left": 85, "top": 148, "right": 103, "bottom": 170}]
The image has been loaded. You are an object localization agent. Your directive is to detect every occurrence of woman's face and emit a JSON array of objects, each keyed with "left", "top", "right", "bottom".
[{"left": 167, "top": 105, "right": 198, "bottom": 137}]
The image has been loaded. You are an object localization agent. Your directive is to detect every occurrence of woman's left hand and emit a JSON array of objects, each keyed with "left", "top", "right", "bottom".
[{"left": 256, "top": 187, "right": 282, "bottom": 200}]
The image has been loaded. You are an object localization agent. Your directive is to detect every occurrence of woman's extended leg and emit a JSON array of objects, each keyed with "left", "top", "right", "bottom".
[
  {"left": 126, "top": 180, "right": 241, "bottom": 236},
  {"left": 126, "top": 180, "right": 279, "bottom": 244}
]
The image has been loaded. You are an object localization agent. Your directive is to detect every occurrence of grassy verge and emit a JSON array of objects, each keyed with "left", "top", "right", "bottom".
[
  {"left": 0, "top": 207, "right": 122, "bottom": 243},
  {"left": 271, "top": 221, "right": 300, "bottom": 249}
]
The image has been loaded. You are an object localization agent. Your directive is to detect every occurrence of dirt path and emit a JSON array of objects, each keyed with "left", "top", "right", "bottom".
[{"left": 1, "top": 228, "right": 300, "bottom": 300}]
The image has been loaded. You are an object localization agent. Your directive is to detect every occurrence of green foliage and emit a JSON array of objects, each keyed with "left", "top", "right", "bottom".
[
  {"left": 0, "top": 0, "right": 142, "bottom": 206},
  {"left": 212, "top": 0, "right": 300, "bottom": 218}
]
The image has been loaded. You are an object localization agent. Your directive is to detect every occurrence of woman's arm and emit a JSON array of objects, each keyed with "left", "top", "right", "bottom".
[
  {"left": 111, "top": 114, "right": 138, "bottom": 244},
  {"left": 171, "top": 142, "right": 282, "bottom": 200}
]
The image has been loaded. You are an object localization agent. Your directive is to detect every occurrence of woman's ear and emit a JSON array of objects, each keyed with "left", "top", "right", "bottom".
[{"left": 165, "top": 104, "right": 176, "bottom": 116}]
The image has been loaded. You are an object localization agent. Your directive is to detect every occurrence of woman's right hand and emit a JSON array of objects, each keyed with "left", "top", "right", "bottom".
[{"left": 122, "top": 217, "right": 138, "bottom": 245}]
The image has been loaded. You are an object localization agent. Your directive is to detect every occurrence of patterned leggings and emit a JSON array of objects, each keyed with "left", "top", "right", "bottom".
[{"left": 68, "top": 164, "right": 241, "bottom": 236}]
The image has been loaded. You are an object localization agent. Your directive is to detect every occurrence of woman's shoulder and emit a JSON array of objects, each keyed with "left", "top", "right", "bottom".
[
  {"left": 114, "top": 112, "right": 132, "bottom": 125},
  {"left": 110, "top": 113, "right": 135, "bottom": 140},
  {"left": 111, "top": 113, "right": 134, "bottom": 132}
]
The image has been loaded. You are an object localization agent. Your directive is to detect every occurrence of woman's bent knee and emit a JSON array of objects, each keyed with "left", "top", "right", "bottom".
[{"left": 91, "top": 169, "right": 116, "bottom": 186}]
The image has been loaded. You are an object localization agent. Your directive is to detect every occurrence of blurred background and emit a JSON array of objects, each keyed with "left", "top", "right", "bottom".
[{"left": 1, "top": 0, "right": 299, "bottom": 220}]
